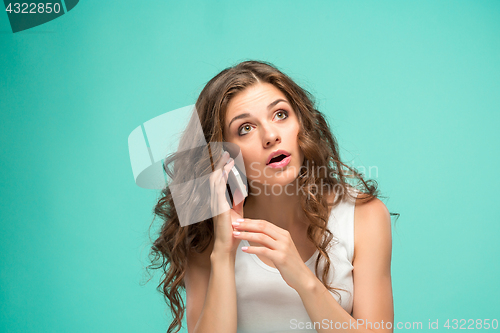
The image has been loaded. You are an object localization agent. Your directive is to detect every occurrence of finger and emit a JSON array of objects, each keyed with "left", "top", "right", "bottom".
[
  {"left": 233, "top": 231, "right": 277, "bottom": 249},
  {"left": 212, "top": 157, "right": 233, "bottom": 184},
  {"left": 214, "top": 150, "right": 231, "bottom": 171},
  {"left": 232, "top": 219, "right": 283, "bottom": 240},
  {"left": 241, "top": 245, "right": 274, "bottom": 260},
  {"left": 218, "top": 158, "right": 234, "bottom": 185},
  {"left": 212, "top": 159, "right": 234, "bottom": 213},
  {"left": 210, "top": 159, "right": 233, "bottom": 216}
]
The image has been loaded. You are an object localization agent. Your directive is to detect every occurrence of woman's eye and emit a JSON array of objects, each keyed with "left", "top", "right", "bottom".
[
  {"left": 274, "top": 110, "right": 288, "bottom": 120},
  {"left": 238, "top": 124, "right": 253, "bottom": 136},
  {"left": 237, "top": 111, "right": 288, "bottom": 136}
]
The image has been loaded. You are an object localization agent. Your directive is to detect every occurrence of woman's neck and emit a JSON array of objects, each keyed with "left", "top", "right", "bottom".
[{"left": 243, "top": 179, "right": 307, "bottom": 231}]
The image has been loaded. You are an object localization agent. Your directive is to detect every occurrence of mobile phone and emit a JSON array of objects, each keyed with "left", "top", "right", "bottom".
[{"left": 225, "top": 164, "right": 248, "bottom": 208}]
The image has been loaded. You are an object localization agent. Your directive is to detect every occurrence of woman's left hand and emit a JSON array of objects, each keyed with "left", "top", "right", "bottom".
[{"left": 231, "top": 218, "right": 316, "bottom": 292}]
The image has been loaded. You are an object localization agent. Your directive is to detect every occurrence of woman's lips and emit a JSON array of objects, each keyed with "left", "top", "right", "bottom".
[{"left": 266, "top": 155, "right": 291, "bottom": 168}]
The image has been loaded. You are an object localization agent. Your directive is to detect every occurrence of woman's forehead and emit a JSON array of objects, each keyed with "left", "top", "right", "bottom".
[{"left": 225, "top": 83, "right": 288, "bottom": 118}]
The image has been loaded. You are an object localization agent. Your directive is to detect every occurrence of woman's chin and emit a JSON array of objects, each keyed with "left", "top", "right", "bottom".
[{"left": 249, "top": 174, "right": 300, "bottom": 191}]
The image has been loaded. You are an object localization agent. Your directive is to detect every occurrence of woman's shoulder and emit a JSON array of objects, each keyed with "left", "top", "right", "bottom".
[
  {"left": 324, "top": 184, "right": 378, "bottom": 208},
  {"left": 324, "top": 186, "right": 389, "bottom": 230},
  {"left": 352, "top": 192, "right": 392, "bottom": 263},
  {"left": 354, "top": 191, "right": 390, "bottom": 222}
]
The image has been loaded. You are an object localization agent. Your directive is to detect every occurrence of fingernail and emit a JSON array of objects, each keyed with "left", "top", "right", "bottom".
[
  {"left": 241, "top": 246, "right": 248, "bottom": 251},
  {"left": 232, "top": 221, "right": 240, "bottom": 226},
  {"left": 236, "top": 218, "right": 244, "bottom": 222},
  {"left": 233, "top": 231, "right": 240, "bottom": 235}
]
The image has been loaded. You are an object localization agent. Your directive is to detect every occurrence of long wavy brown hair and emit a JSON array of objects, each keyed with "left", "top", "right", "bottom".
[{"left": 145, "top": 60, "right": 399, "bottom": 333}]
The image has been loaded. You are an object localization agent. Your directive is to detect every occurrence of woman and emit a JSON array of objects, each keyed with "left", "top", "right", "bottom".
[{"left": 148, "top": 60, "right": 396, "bottom": 333}]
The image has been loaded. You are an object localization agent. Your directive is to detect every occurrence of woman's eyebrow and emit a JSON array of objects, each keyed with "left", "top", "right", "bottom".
[
  {"left": 228, "top": 99, "right": 289, "bottom": 129},
  {"left": 228, "top": 113, "right": 251, "bottom": 129},
  {"left": 267, "top": 98, "right": 288, "bottom": 110}
]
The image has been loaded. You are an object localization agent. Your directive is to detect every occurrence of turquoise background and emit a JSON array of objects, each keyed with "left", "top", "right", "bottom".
[{"left": 1, "top": 1, "right": 499, "bottom": 332}]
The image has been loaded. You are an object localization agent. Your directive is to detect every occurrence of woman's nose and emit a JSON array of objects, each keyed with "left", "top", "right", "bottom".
[{"left": 262, "top": 126, "right": 281, "bottom": 147}]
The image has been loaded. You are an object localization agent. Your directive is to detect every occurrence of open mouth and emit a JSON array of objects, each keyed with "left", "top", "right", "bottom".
[{"left": 267, "top": 154, "right": 288, "bottom": 165}]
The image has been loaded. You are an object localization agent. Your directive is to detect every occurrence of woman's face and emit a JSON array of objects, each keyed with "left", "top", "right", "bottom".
[{"left": 223, "top": 82, "right": 304, "bottom": 187}]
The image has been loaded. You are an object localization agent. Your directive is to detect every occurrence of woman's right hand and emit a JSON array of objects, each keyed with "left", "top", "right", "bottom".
[{"left": 209, "top": 151, "right": 245, "bottom": 256}]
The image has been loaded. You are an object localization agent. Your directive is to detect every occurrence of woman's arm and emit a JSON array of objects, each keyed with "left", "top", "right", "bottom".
[
  {"left": 296, "top": 197, "right": 394, "bottom": 333},
  {"left": 184, "top": 152, "right": 243, "bottom": 333},
  {"left": 184, "top": 239, "right": 238, "bottom": 333}
]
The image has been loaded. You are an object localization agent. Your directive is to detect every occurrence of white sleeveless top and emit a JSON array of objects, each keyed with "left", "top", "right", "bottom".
[{"left": 234, "top": 188, "right": 359, "bottom": 333}]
